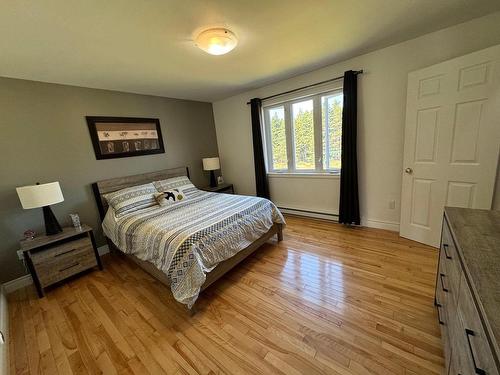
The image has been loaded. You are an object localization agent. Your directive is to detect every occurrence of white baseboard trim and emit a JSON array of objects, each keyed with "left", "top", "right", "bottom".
[
  {"left": 1, "top": 245, "right": 110, "bottom": 294},
  {"left": 279, "top": 208, "right": 338, "bottom": 221},
  {"left": 361, "top": 218, "right": 400, "bottom": 232},
  {"left": 280, "top": 207, "right": 400, "bottom": 232},
  {"left": 0, "top": 285, "right": 9, "bottom": 375},
  {"left": 2, "top": 275, "right": 33, "bottom": 294}
]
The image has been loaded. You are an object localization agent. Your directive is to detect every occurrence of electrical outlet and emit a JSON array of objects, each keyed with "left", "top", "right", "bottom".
[
  {"left": 389, "top": 200, "right": 396, "bottom": 209},
  {"left": 17, "top": 249, "right": 24, "bottom": 260}
]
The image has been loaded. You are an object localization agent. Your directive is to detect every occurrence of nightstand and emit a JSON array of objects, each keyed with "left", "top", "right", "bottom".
[
  {"left": 19, "top": 224, "right": 103, "bottom": 297},
  {"left": 201, "top": 183, "right": 234, "bottom": 194}
]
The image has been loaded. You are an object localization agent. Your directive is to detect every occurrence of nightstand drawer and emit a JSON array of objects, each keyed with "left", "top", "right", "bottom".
[
  {"left": 30, "top": 237, "right": 92, "bottom": 265},
  {"left": 34, "top": 247, "right": 97, "bottom": 287}
]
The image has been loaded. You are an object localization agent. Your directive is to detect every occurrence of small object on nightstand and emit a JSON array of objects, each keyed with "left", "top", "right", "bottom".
[
  {"left": 217, "top": 175, "right": 224, "bottom": 185},
  {"left": 201, "top": 183, "right": 234, "bottom": 194},
  {"left": 69, "top": 213, "right": 82, "bottom": 231},
  {"left": 23, "top": 229, "right": 36, "bottom": 241},
  {"left": 202, "top": 157, "right": 220, "bottom": 188},
  {"left": 19, "top": 224, "right": 103, "bottom": 298}
]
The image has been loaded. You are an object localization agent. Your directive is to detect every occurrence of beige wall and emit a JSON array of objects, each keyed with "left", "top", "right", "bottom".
[
  {"left": 0, "top": 77, "right": 218, "bottom": 283},
  {"left": 268, "top": 174, "right": 340, "bottom": 215},
  {"left": 213, "top": 12, "right": 500, "bottom": 231}
]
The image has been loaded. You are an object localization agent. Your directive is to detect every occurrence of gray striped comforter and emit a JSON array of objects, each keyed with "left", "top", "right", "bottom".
[{"left": 103, "top": 187, "right": 285, "bottom": 308}]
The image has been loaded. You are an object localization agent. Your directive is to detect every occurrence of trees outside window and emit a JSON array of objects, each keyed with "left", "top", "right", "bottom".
[
  {"left": 264, "top": 88, "right": 343, "bottom": 173},
  {"left": 322, "top": 93, "right": 343, "bottom": 170},
  {"left": 292, "top": 100, "right": 314, "bottom": 170},
  {"left": 269, "top": 107, "right": 287, "bottom": 170}
]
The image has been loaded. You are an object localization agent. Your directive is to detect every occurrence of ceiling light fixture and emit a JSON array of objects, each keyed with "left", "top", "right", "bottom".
[{"left": 195, "top": 28, "right": 237, "bottom": 56}]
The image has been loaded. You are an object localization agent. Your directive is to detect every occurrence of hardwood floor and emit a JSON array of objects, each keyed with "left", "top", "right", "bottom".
[{"left": 8, "top": 215, "right": 444, "bottom": 374}]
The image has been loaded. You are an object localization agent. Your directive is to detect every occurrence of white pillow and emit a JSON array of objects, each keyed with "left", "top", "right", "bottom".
[
  {"left": 153, "top": 176, "right": 194, "bottom": 193},
  {"left": 104, "top": 182, "right": 157, "bottom": 217}
]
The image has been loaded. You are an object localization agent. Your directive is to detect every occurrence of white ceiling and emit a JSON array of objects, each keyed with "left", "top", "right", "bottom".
[{"left": 1, "top": 1, "right": 499, "bottom": 102}]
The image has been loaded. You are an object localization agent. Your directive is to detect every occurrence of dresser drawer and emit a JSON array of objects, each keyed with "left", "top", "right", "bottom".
[
  {"left": 448, "top": 353, "right": 459, "bottom": 375},
  {"left": 440, "top": 220, "right": 462, "bottom": 303},
  {"left": 436, "top": 280, "right": 452, "bottom": 365},
  {"left": 30, "top": 237, "right": 92, "bottom": 265},
  {"left": 449, "top": 307, "right": 477, "bottom": 375},
  {"left": 438, "top": 247, "right": 460, "bottom": 309},
  {"left": 453, "top": 273, "right": 499, "bottom": 375}
]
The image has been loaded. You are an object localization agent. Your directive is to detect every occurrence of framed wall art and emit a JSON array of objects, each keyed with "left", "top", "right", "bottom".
[{"left": 86, "top": 116, "right": 165, "bottom": 160}]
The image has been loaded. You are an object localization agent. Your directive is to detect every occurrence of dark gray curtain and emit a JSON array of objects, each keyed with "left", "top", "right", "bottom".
[
  {"left": 250, "top": 98, "right": 270, "bottom": 199},
  {"left": 339, "top": 71, "right": 360, "bottom": 225}
]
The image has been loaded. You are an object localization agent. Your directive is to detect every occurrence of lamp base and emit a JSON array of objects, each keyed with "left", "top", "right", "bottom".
[
  {"left": 209, "top": 170, "right": 217, "bottom": 188},
  {"left": 43, "top": 206, "right": 62, "bottom": 235}
]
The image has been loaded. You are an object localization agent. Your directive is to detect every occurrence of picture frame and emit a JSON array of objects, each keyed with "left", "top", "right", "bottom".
[{"left": 86, "top": 116, "right": 165, "bottom": 160}]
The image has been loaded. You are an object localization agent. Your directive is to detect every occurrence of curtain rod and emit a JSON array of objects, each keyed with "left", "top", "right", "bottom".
[{"left": 246, "top": 70, "right": 363, "bottom": 105}]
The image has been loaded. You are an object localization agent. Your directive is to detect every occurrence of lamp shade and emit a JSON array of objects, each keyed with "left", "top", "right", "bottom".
[
  {"left": 202, "top": 157, "right": 220, "bottom": 171},
  {"left": 16, "top": 182, "right": 64, "bottom": 209}
]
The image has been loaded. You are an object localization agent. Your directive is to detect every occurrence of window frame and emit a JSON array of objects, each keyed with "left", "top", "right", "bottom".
[
  {"left": 264, "top": 105, "right": 290, "bottom": 172},
  {"left": 262, "top": 86, "right": 343, "bottom": 175}
]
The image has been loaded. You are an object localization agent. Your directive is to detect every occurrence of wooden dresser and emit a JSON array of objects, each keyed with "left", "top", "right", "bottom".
[{"left": 437, "top": 207, "right": 500, "bottom": 374}]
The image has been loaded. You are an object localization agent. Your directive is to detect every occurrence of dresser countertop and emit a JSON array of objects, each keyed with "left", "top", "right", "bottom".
[{"left": 444, "top": 207, "right": 500, "bottom": 348}]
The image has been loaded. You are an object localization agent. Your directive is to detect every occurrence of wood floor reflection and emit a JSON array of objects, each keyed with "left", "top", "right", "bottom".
[{"left": 8, "top": 215, "right": 443, "bottom": 374}]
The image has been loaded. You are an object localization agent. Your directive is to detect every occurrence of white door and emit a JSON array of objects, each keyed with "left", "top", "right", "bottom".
[{"left": 400, "top": 44, "right": 500, "bottom": 247}]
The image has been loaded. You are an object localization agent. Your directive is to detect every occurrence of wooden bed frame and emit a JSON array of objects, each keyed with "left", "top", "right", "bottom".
[{"left": 91, "top": 166, "right": 283, "bottom": 311}]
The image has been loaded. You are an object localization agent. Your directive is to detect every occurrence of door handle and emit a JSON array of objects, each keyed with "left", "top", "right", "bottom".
[{"left": 405, "top": 167, "right": 413, "bottom": 174}]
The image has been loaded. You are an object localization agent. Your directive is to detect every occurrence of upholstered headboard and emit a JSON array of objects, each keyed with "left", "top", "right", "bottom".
[{"left": 91, "top": 166, "right": 189, "bottom": 221}]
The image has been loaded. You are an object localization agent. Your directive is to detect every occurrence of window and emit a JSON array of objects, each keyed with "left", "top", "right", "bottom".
[
  {"left": 264, "top": 89, "right": 343, "bottom": 174},
  {"left": 292, "top": 99, "right": 314, "bottom": 170},
  {"left": 322, "top": 93, "right": 343, "bottom": 170},
  {"left": 268, "top": 107, "right": 287, "bottom": 170}
]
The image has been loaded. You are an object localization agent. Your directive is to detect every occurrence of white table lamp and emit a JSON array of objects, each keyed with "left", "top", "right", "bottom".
[
  {"left": 202, "top": 157, "right": 220, "bottom": 187},
  {"left": 16, "top": 182, "right": 64, "bottom": 235}
]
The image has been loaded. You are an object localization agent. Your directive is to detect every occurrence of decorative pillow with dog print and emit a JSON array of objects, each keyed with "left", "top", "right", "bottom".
[
  {"left": 153, "top": 176, "right": 194, "bottom": 193},
  {"left": 154, "top": 189, "right": 186, "bottom": 206}
]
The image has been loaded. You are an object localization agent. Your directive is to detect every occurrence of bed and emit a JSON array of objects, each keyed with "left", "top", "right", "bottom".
[{"left": 92, "top": 166, "right": 285, "bottom": 310}]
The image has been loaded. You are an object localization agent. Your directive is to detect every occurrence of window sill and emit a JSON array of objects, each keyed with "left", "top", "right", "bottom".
[{"left": 267, "top": 172, "right": 340, "bottom": 179}]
